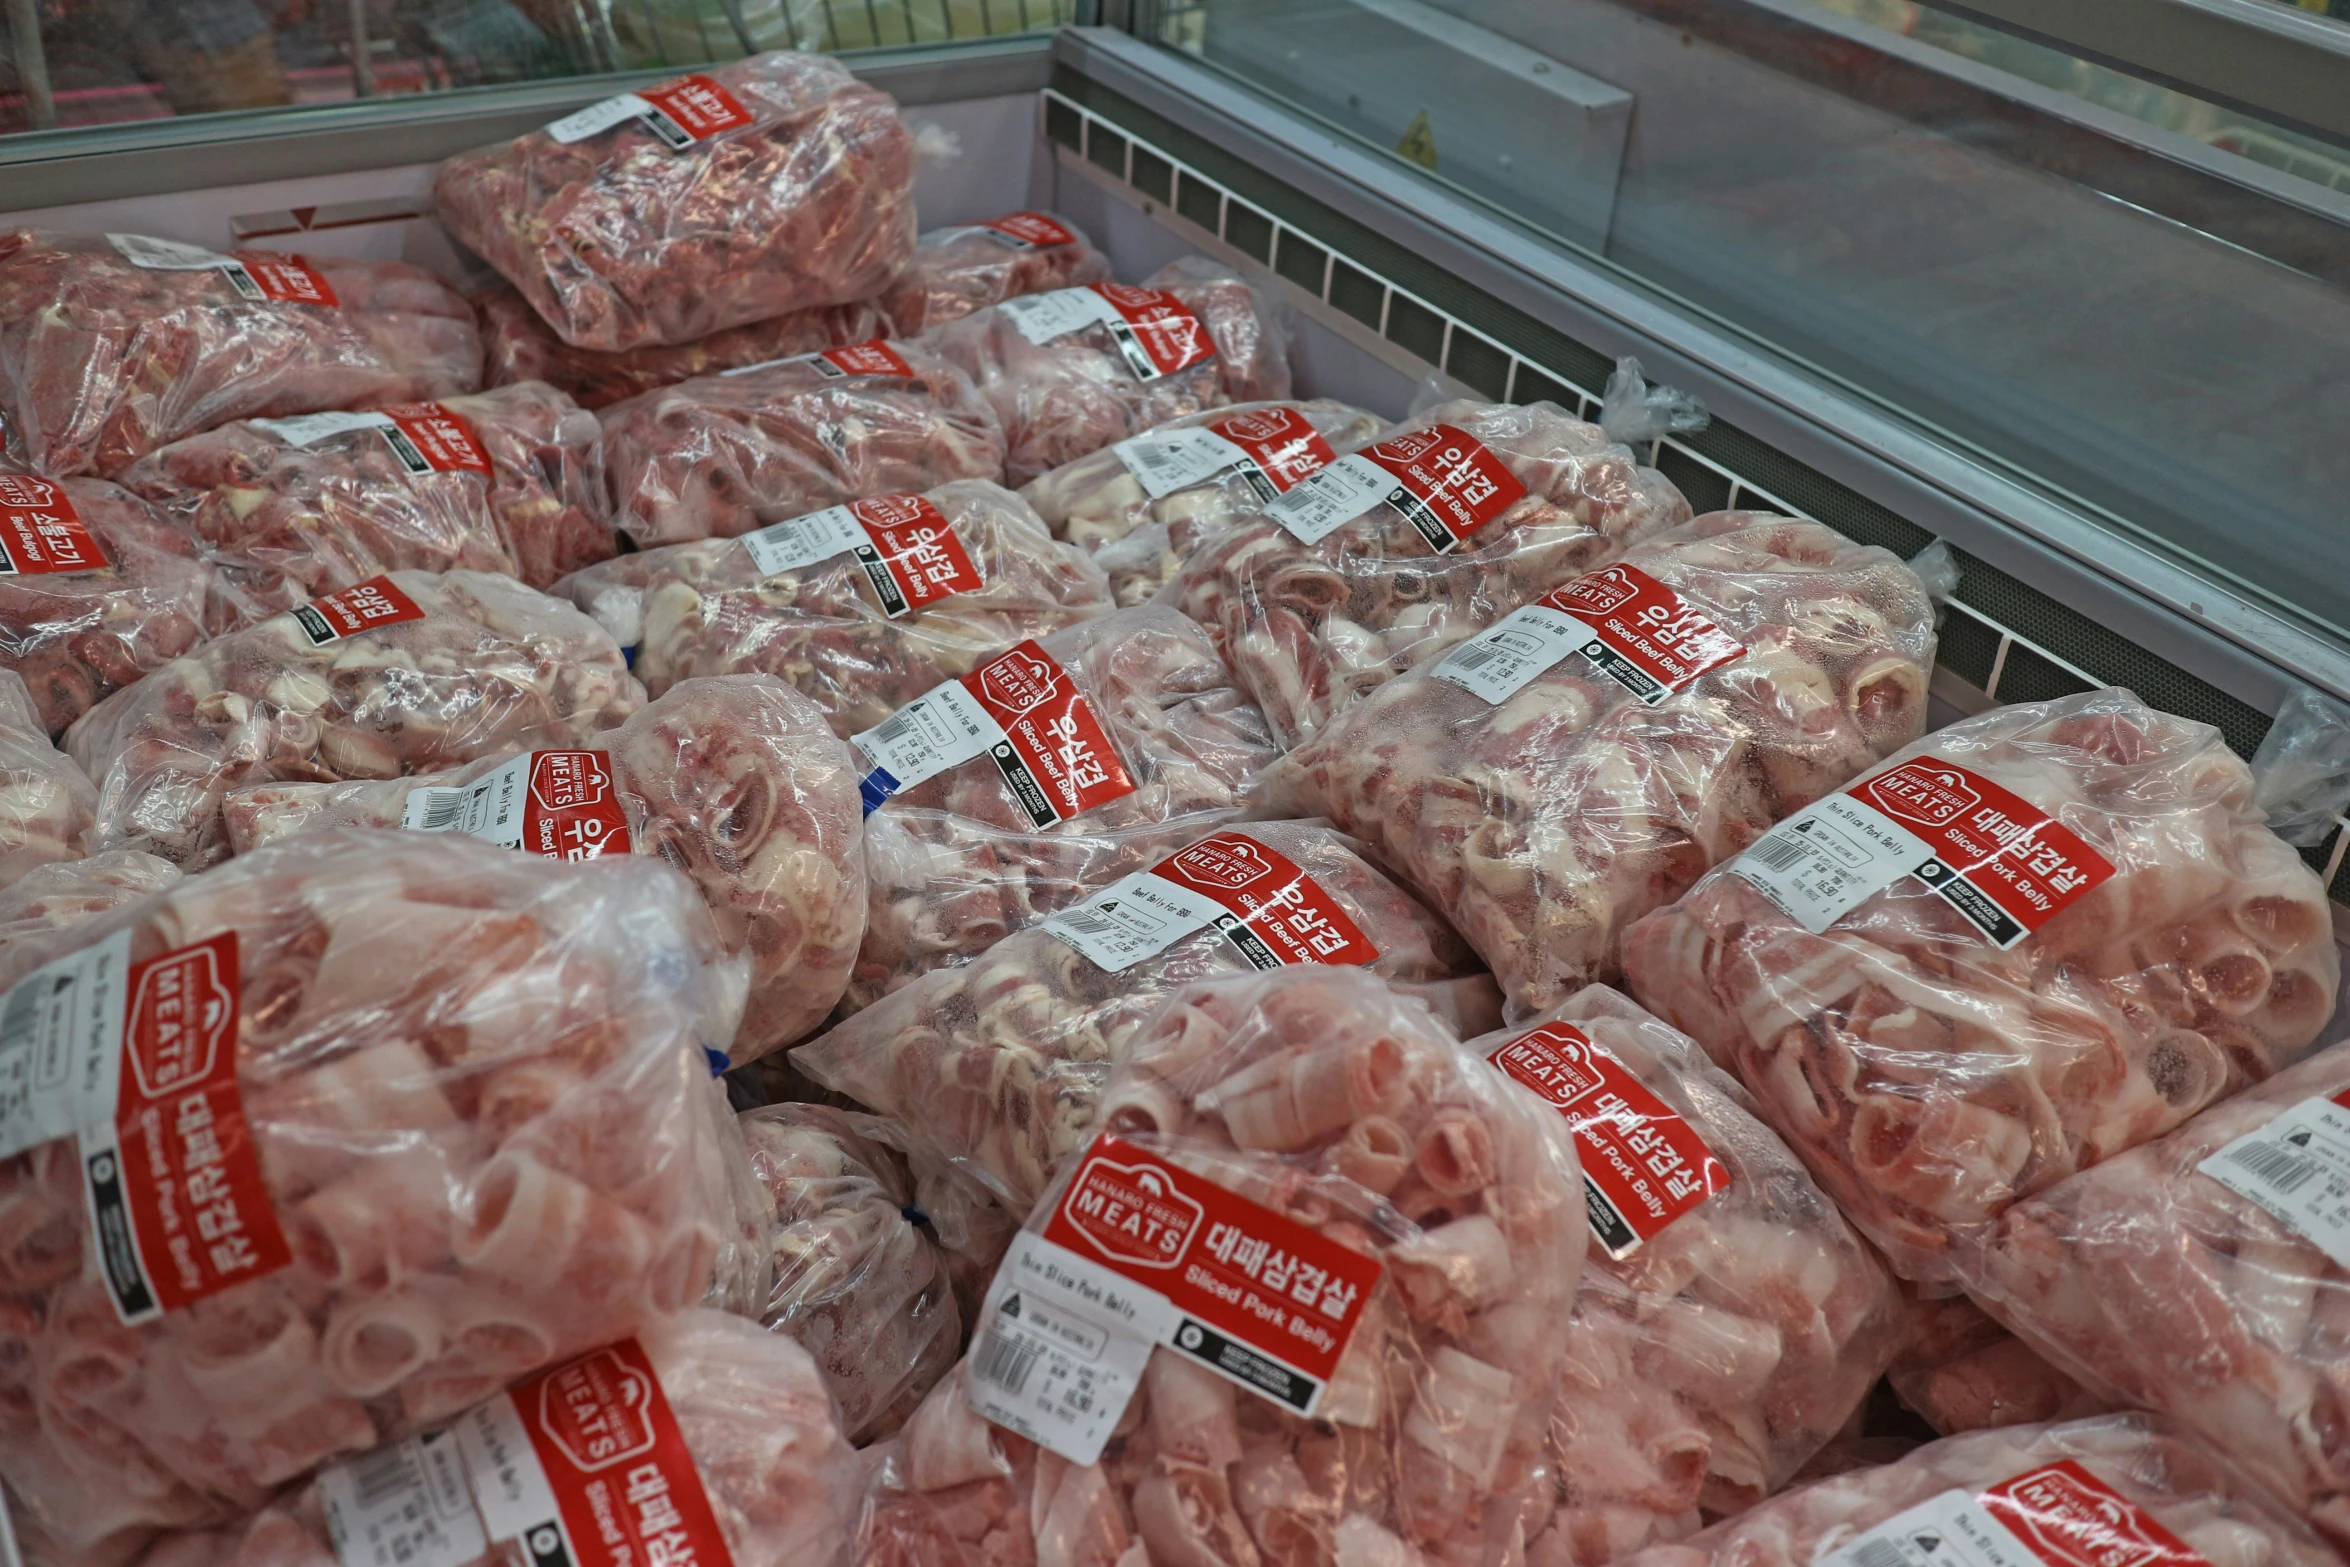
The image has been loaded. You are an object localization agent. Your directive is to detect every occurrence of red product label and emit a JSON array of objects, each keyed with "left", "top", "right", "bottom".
[
  {"left": 1043, "top": 1135, "right": 1381, "bottom": 1391},
  {"left": 1207, "top": 407, "right": 1338, "bottom": 495},
  {"left": 103, "top": 933, "right": 293, "bottom": 1317},
  {"left": 849, "top": 494, "right": 983, "bottom": 615},
  {"left": 1088, "top": 284, "right": 1216, "bottom": 376},
  {"left": 1546, "top": 562, "right": 1747, "bottom": 701},
  {"left": 0, "top": 474, "right": 108, "bottom": 575},
  {"left": 960, "top": 641, "right": 1135, "bottom": 827},
  {"left": 1488, "top": 1023, "right": 1730, "bottom": 1257},
  {"left": 1358, "top": 424, "right": 1528, "bottom": 550},
  {"left": 376, "top": 403, "right": 493, "bottom": 476},
  {"left": 233, "top": 253, "right": 339, "bottom": 307},
  {"left": 295, "top": 575, "right": 428, "bottom": 644},
  {"left": 816, "top": 340, "right": 915, "bottom": 378},
  {"left": 1856, "top": 760, "right": 2115, "bottom": 943},
  {"left": 508, "top": 1339, "right": 737, "bottom": 1567},
  {"left": 526, "top": 751, "right": 632, "bottom": 861},
  {"left": 1154, "top": 832, "right": 1378, "bottom": 969},
  {"left": 984, "top": 212, "right": 1078, "bottom": 248},
  {"left": 639, "top": 74, "right": 754, "bottom": 141},
  {"left": 1979, "top": 1461, "right": 2207, "bottom": 1567}
]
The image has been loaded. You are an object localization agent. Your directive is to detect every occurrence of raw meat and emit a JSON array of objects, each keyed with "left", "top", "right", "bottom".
[
  {"left": 1467, "top": 986, "right": 1903, "bottom": 1564},
  {"left": 854, "top": 603, "right": 1282, "bottom": 1007},
  {"left": 0, "top": 231, "right": 479, "bottom": 478},
  {"left": 857, "top": 964, "right": 1587, "bottom": 1567},
  {"left": 219, "top": 673, "right": 864, "bottom": 1065},
  {"left": 1020, "top": 397, "right": 1384, "bottom": 605},
  {"left": 1621, "top": 688, "right": 2340, "bottom": 1283},
  {"left": 0, "top": 668, "right": 92, "bottom": 889},
  {"left": 877, "top": 211, "right": 1113, "bottom": 336},
  {"left": 1886, "top": 1283, "right": 2103, "bottom": 1436},
  {"left": 1268, "top": 513, "right": 1937, "bottom": 1012},
  {"left": 433, "top": 52, "right": 915, "bottom": 351},
  {"left": 924, "top": 256, "right": 1292, "bottom": 486},
  {"left": 0, "top": 848, "right": 176, "bottom": 959},
  {"left": 1171, "top": 398, "right": 1693, "bottom": 747},
  {"left": 65, "top": 570, "right": 643, "bottom": 868},
  {"left": 0, "top": 828, "right": 764, "bottom": 1563},
  {"left": 792, "top": 817, "right": 1492, "bottom": 1210},
  {"left": 554, "top": 479, "right": 1111, "bottom": 724},
  {"left": 598, "top": 338, "right": 1005, "bottom": 546},
  {"left": 1607, "top": 1414, "right": 2335, "bottom": 1567}
]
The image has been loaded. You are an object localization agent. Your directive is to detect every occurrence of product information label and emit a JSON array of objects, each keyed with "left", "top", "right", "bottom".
[
  {"left": 1113, "top": 405, "right": 1338, "bottom": 503},
  {"left": 321, "top": 1427, "right": 489, "bottom": 1567},
  {"left": 2199, "top": 1089, "right": 2350, "bottom": 1270},
  {"left": 0, "top": 474, "right": 108, "bottom": 576},
  {"left": 545, "top": 73, "right": 752, "bottom": 149},
  {"left": 853, "top": 640, "right": 1133, "bottom": 826},
  {"left": 250, "top": 404, "right": 492, "bottom": 479},
  {"left": 1434, "top": 563, "right": 1745, "bottom": 705},
  {"left": 1487, "top": 1023, "right": 1730, "bottom": 1257},
  {"left": 401, "top": 751, "right": 632, "bottom": 861},
  {"left": 738, "top": 494, "right": 983, "bottom": 616},
  {"left": 1042, "top": 831, "right": 1378, "bottom": 974},
  {"left": 969, "top": 1135, "right": 1382, "bottom": 1462},
  {"left": 1267, "top": 424, "right": 1525, "bottom": 551},
  {"left": 293, "top": 575, "right": 429, "bottom": 646},
  {"left": 1733, "top": 760, "right": 2115, "bottom": 948},
  {"left": 1824, "top": 1463, "right": 2209, "bottom": 1567},
  {"left": 107, "top": 233, "right": 338, "bottom": 306},
  {"left": 996, "top": 285, "right": 1215, "bottom": 381},
  {"left": 982, "top": 212, "right": 1079, "bottom": 249}
]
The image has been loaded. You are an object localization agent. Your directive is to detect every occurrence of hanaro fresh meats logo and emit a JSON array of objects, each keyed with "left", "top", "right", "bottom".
[
  {"left": 1489, "top": 1023, "right": 1609, "bottom": 1109},
  {"left": 1554, "top": 565, "right": 1640, "bottom": 617},
  {"left": 976, "top": 645, "right": 1062, "bottom": 716},
  {"left": 537, "top": 1346, "right": 661, "bottom": 1472},
  {"left": 1060, "top": 1151, "right": 1205, "bottom": 1269},
  {"left": 1092, "top": 284, "right": 1214, "bottom": 378},
  {"left": 1165, "top": 835, "right": 1277, "bottom": 892},
  {"left": 125, "top": 939, "right": 237, "bottom": 1099},
  {"left": 532, "top": 751, "right": 612, "bottom": 814},
  {"left": 1979, "top": 1461, "right": 2206, "bottom": 1567},
  {"left": 1863, "top": 762, "right": 1982, "bottom": 829}
]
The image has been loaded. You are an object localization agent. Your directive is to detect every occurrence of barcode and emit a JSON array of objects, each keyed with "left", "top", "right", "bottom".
[
  {"left": 2226, "top": 1138, "right": 2324, "bottom": 1194},
  {"left": 1747, "top": 833, "right": 1816, "bottom": 872},
  {"left": 0, "top": 976, "right": 46, "bottom": 1062},
  {"left": 1126, "top": 442, "right": 1177, "bottom": 471},
  {"left": 343, "top": 1443, "right": 423, "bottom": 1514},
  {"left": 1445, "top": 639, "right": 1505, "bottom": 675},
  {"left": 409, "top": 789, "right": 466, "bottom": 832},
  {"left": 868, "top": 705, "right": 920, "bottom": 749},
  {"left": 1842, "top": 1540, "right": 1911, "bottom": 1567},
  {"left": 1052, "top": 904, "right": 1123, "bottom": 939},
  {"left": 974, "top": 1326, "right": 1041, "bottom": 1395}
]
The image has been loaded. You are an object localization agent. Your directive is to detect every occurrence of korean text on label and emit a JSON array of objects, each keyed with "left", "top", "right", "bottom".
[
  {"left": 0, "top": 474, "right": 107, "bottom": 576},
  {"left": 1113, "top": 405, "right": 1338, "bottom": 503},
  {"left": 739, "top": 493, "right": 982, "bottom": 616},
  {"left": 545, "top": 73, "right": 752, "bottom": 149},
  {"left": 1042, "top": 831, "right": 1377, "bottom": 974},
  {"left": 293, "top": 575, "right": 430, "bottom": 646},
  {"left": 982, "top": 212, "right": 1080, "bottom": 248},
  {"left": 996, "top": 285, "right": 1215, "bottom": 381},
  {"left": 1267, "top": 423, "right": 1526, "bottom": 551},
  {"left": 1824, "top": 1462, "right": 2209, "bottom": 1567},
  {"left": 402, "top": 751, "right": 633, "bottom": 862}
]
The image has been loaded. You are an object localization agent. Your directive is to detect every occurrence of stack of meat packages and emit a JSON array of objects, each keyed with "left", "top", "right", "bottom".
[{"left": 3, "top": 35, "right": 2349, "bottom": 1567}]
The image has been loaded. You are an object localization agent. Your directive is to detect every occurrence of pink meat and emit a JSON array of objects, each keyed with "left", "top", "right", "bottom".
[
  {"left": 0, "top": 231, "right": 479, "bottom": 478},
  {"left": 1885, "top": 1283, "right": 2104, "bottom": 1437},
  {"left": 0, "top": 848, "right": 177, "bottom": 959},
  {"left": 433, "top": 51, "right": 915, "bottom": 351},
  {"left": 877, "top": 211, "right": 1114, "bottom": 336},
  {"left": 0, "top": 669, "right": 93, "bottom": 890}
]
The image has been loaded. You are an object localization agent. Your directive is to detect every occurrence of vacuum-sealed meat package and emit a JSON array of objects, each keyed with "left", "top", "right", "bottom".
[
  {"left": 1266, "top": 513, "right": 1938, "bottom": 1012},
  {"left": 600, "top": 338, "right": 1005, "bottom": 547},
  {"left": 555, "top": 479, "right": 1110, "bottom": 723},
  {"left": 878, "top": 211, "right": 1112, "bottom": 336},
  {"left": 0, "top": 231, "right": 479, "bottom": 478},
  {"left": 1172, "top": 398, "right": 1692, "bottom": 747},
  {"left": 0, "top": 848, "right": 176, "bottom": 959},
  {"left": 793, "top": 817, "right": 1491, "bottom": 1210},
  {"left": 66, "top": 570, "right": 643, "bottom": 868},
  {"left": 1469, "top": 986, "right": 1904, "bottom": 1562},
  {"left": 924, "top": 256, "right": 1291, "bottom": 486},
  {"left": 433, "top": 52, "right": 915, "bottom": 351},
  {"left": 858, "top": 964, "right": 1586, "bottom": 1567},
  {"left": 852, "top": 603, "right": 1282, "bottom": 1006},
  {"left": 1607, "top": 1414, "right": 2336, "bottom": 1567},
  {"left": 0, "top": 667, "right": 92, "bottom": 888},
  {"left": 1622, "top": 688, "right": 2340, "bottom": 1283},
  {"left": 1886, "top": 1285, "right": 2104, "bottom": 1437},
  {"left": 0, "top": 828, "right": 762, "bottom": 1562},
  {"left": 0, "top": 473, "right": 214, "bottom": 735}
]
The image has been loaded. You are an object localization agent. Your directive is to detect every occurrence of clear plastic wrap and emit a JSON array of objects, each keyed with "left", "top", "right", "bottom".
[
  {"left": 598, "top": 337, "right": 1006, "bottom": 547},
  {"left": 432, "top": 52, "right": 915, "bottom": 352},
  {"left": 1622, "top": 688, "right": 2341, "bottom": 1284},
  {"left": 1170, "top": 398, "right": 1693, "bottom": 748},
  {"left": 554, "top": 479, "right": 1111, "bottom": 721},
  {"left": 792, "top": 817, "right": 1492, "bottom": 1211},
  {"left": 1885, "top": 1284, "right": 2105, "bottom": 1438},
  {"left": 857, "top": 965, "right": 1586, "bottom": 1567},
  {"left": 1267, "top": 513, "right": 1936, "bottom": 1013},
  {"left": 0, "top": 847, "right": 177, "bottom": 959},
  {"left": 853, "top": 603, "right": 1282, "bottom": 1008},
  {"left": 0, "top": 668, "right": 92, "bottom": 889},
  {"left": 923, "top": 256, "right": 1293, "bottom": 487},
  {"left": 64, "top": 569, "right": 644, "bottom": 868},
  {"left": 0, "top": 231, "right": 481, "bottom": 478},
  {"left": 0, "top": 827, "right": 762, "bottom": 1562},
  {"left": 1467, "top": 986, "right": 1903, "bottom": 1563},
  {"left": 877, "top": 211, "right": 1114, "bottom": 337},
  {"left": 1608, "top": 1414, "right": 2336, "bottom": 1567}
]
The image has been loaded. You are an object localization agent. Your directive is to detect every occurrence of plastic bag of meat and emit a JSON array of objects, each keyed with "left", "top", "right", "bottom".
[
  {"left": 0, "top": 668, "right": 92, "bottom": 888},
  {"left": 1885, "top": 1283, "right": 2104, "bottom": 1438},
  {"left": 0, "top": 231, "right": 479, "bottom": 478},
  {"left": 1606, "top": 1414, "right": 2336, "bottom": 1567},
  {"left": 1466, "top": 985, "right": 1905, "bottom": 1563},
  {"left": 1621, "top": 687, "right": 2341, "bottom": 1285},
  {"left": 1171, "top": 398, "right": 1694, "bottom": 748},
  {"left": 65, "top": 570, "right": 643, "bottom": 869},
  {"left": 217, "top": 673, "right": 863, "bottom": 1065},
  {"left": 793, "top": 817, "right": 1493, "bottom": 1211},
  {"left": 0, "top": 827, "right": 763, "bottom": 1561},
  {"left": 924, "top": 256, "right": 1292, "bottom": 487},
  {"left": 1019, "top": 397, "right": 1385, "bottom": 605},
  {"left": 851, "top": 603, "right": 1282, "bottom": 1007},
  {"left": 1266, "top": 513, "right": 1937, "bottom": 1013},
  {"left": 600, "top": 337, "right": 1005, "bottom": 547},
  {"left": 555, "top": 479, "right": 1111, "bottom": 722},
  {"left": 434, "top": 52, "right": 915, "bottom": 352},
  {"left": 857, "top": 963, "right": 1586, "bottom": 1567},
  {"left": 0, "top": 473, "right": 213, "bottom": 735},
  {"left": 878, "top": 211, "right": 1113, "bottom": 336},
  {"left": 0, "top": 848, "right": 176, "bottom": 961}
]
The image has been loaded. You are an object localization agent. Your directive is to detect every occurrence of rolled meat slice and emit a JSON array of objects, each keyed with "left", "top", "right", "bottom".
[
  {"left": 877, "top": 211, "right": 1113, "bottom": 336},
  {"left": 857, "top": 964, "right": 1586, "bottom": 1567},
  {"left": 65, "top": 570, "right": 643, "bottom": 868},
  {"left": 433, "top": 51, "right": 915, "bottom": 351},
  {"left": 599, "top": 337, "right": 1005, "bottom": 547},
  {"left": 0, "top": 668, "right": 92, "bottom": 889},
  {"left": 852, "top": 603, "right": 1282, "bottom": 1007},
  {"left": 1170, "top": 397, "right": 1692, "bottom": 747},
  {"left": 1886, "top": 1283, "right": 2105, "bottom": 1438},
  {"left": 1622, "top": 687, "right": 2340, "bottom": 1284},
  {"left": 1266, "top": 512, "right": 1937, "bottom": 1011},
  {"left": 0, "top": 848, "right": 177, "bottom": 961},
  {"left": 1467, "top": 985, "right": 1904, "bottom": 1562},
  {"left": 553, "top": 479, "right": 1111, "bottom": 721},
  {"left": 0, "top": 828, "right": 762, "bottom": 1561},
  {"left": 1605, "top": 1414, "right": 2335, "bottom": 1567},
  {"left": 923, "top": 256, "right": 1292, "bottom": 486},
  {"left": 476, "top": 286, "right": 889, "bottom": 409},
  {"left": 0, "top": 230, "right": 479, "bottom": 478}
]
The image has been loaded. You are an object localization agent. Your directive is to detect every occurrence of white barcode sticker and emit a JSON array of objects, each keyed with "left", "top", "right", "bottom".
[
  {"left": 1826, "top": 1490, "right": 2030, "bottom": 1567},
  {"left": 1430, "top": 603, "right": 1592, "bottom": 703},
  {"left": 107, "top": 232, "right": 232, "bottom": 270},
  {"left": 1262, "top": 454, "right": 1395, "bottom": 545},
  {"left": 320, "top": 1428, "right": 489, "bottom": 1567},
  {"left": 2199, "top": 1093, "right": 2350, "bottom": 1268},
  {"left": 0, "top": 929, "right": 132, "bottom": 1163},
  {"left": 851, "top": 682, "right": 1003, "bottom": 801},
  {"left": 401, "top": 753, "right": 530, "bottom": 848},
  {"left": 1112, "top": 427, "right": 1254, "bottom": 500},
  {"left": 544, "top": 92, "right": 659, "bottom": 144},
  {"left": 996, "top": 289, "right": 1129, "bottom": 349},
  {"left": 739, "top": 507, "right": 872, "bottom": 579},
  {"left": 964, "top": 1230, "right": 1167, "bottom": 1466},
  {"left": 1041, "top": 869, "right": 1230, "bottom": 972},
  {"left": 1731, "top": 794, "right": 1931, "bottom": 934}
]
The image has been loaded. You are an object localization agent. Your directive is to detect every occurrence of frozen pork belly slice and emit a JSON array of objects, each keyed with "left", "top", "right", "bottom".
[{"left": 878, "top": 211, "right": 1114, "bottom": 337}]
